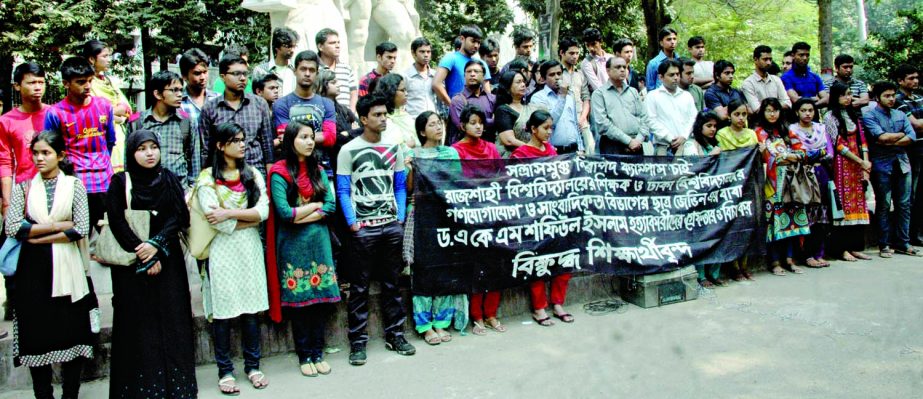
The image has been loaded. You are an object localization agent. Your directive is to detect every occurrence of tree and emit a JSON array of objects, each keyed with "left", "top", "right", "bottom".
[
  {"left": 672, "top": 0, "right": 818, "bottom": 81},
  {"left": 0, "top": 0, "right": 102, "bottom": 111},
  {"left": 417, "top": 0, "right": 513, "bottom": 59},
  {"left": 818, "top": 0, "right": 833, "bottom": 70},
  {"left": 641, "top": 0, "right": 673, "bottom": 60},
  {"left": 517, "top": 0, "right": 646, "bottom": 66},
  {"left": 861, "top": 7, "right": 923, "bottom": 82}
]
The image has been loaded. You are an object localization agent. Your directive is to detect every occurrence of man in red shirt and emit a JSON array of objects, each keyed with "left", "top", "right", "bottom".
[{"left": 0, "top": 62, "right": 49, "bottom": 335}]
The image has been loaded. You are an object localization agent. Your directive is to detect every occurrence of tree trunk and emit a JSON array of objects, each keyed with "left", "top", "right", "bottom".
[
  {"left": 546, "top": 0, "right": 562, "bottom": 59},
  {"left": 856, "top": 0, "right": 868, "bottom": 44},
  {"left": 141, "top": 26, "right": 154, "bottom": 109},
  {"left": 818, "top": 0, "right": 833, "bottom": 70},
  {"left": 0, "top": 54, "right": 13, "bottom": 113},
  {"left": 642, "top": 0, "right": 672, "bottom": 60}
]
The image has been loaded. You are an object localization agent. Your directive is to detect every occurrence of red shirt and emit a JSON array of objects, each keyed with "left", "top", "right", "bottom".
[
  {"left": 510, "top": 142, "right": 557, "bottom": 159},
  {"left": 0, "top": 106, "right": 49, "bottom": 183}
]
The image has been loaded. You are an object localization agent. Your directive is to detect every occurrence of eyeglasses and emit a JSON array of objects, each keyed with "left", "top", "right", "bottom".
[{"left": 225, "top": 71, "right": 249, "bottom": 78}]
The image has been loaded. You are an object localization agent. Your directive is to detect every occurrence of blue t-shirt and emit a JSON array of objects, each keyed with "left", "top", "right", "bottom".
[
  {"left": 437, "top": 51, "right": 491, "bottom": 99},
  {"left": 781, "top": 66, "right": 825, "bottom": 98},
  {"left": 272, "top": 92, "right": 336, "bottom": 129}
]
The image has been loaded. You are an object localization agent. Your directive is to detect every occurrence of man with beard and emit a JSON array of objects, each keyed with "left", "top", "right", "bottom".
[
  {"left": 273, "top": 51, "right": 338, "bottom": 154},
  {"left": 782, "top": 42, "right": 829, "bottom": 107},
  {"left": 433, "top": 25, "right": 492, "bottom": 107}
]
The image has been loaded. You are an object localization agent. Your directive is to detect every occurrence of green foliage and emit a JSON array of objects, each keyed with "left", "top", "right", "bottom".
[
  {"left": 517, "top": 0, "right": 648, "bottom": 68},
  {"left": 671, "top": 0, "right": 818, "bottom": 83},
  {"left": 861, "top": 7, "right": 923, "bottom": 82},
  {"left": 0, "top": 0, "right": 99, "bottom": 68},
  {"left": 417, "top": 0, "right": 514, "bottom": 58}
]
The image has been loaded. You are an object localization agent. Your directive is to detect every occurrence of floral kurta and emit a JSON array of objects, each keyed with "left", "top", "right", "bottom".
[
  {"left": 269, "top": 172, "right": 340, "bottom": 307},
  {"left": 197, "top": 168, "right": 270, "bottom": 320}
]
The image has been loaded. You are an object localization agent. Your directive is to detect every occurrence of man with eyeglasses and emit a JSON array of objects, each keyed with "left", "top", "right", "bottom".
[
  {"left": 200, "top": 54, "right": 276, "bottom": 175},
  {"left": 253, "top": 28, "right": 298, "bottom": 97},
  {"left": 592, "top": 56, "right": 649, "bottom": 155},
  {"left": 132, "top": 70, "right": 195, "bottom": 188}
]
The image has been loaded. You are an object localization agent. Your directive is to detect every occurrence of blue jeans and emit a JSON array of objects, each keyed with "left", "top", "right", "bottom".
[
  {"left": 212, "top": 313, "right": 261, "bottom": 378},
  {"left": 871, "top": 162, "right": 912, "bottom": 250},
  {"left": 288, "top": 305, "right": 330, "bottom": 364}
]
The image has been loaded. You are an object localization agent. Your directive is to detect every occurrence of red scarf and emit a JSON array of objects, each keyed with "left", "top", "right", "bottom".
[
  {"left": 452, "top": 137, "right": 500, "bottom": 160},
  {"left": 510, "top": 142, "right": 557, "bottom": 159},
  {"left": 264, "top": 159, "right": 319, "bottom": 323}
]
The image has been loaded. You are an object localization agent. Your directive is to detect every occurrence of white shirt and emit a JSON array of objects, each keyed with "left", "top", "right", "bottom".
[
  {"left": 693, "top": 60, "right": 714, "bottom": 84},
  {"left": 401, "top": 64, "right": 436, "bottom": 119},
  {"left": 645, "top": 86, "right": 698, "bottom": 153}
]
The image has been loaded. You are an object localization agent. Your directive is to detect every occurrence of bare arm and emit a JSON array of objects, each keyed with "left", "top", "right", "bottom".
[{"left": 432, "top": 67, "right": 451, "bottom": 105}]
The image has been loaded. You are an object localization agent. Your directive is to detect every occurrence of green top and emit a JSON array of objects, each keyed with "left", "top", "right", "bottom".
[{"left": 716, "top": 127, "right": 758, "bottom": 151}]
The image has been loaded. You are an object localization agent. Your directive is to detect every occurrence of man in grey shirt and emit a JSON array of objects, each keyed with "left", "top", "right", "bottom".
[{"left": 591, "top": 56, "right": 649, "bottom": 155}]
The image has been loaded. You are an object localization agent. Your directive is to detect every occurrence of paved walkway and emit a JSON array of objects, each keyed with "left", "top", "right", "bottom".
[{"left": 2, "top": 252, "right": 922, "bottom": 398}]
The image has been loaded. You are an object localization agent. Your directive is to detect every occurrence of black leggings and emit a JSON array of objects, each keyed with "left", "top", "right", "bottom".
[
  {"left": 29, "top": 358, "right": 84, "bottom": 399},
  {"left": 829, "top": 225, "right": 868, "bottom": 255}
]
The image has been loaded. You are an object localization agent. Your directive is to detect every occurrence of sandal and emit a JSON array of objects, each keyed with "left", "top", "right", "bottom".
[
  {"left": 553, "top": 312, "right": 575, "bottom": 323},
  {"left": 300, "top": 363, "right": 318, "bottom": 377},
  {"left": 770, "top": 262, "right": 787, "bottom": 276},
  {"left": 247, "top": 370, "right": 269, "bottom": 389},
  {"left": 218, "top": 376, "right": 240, "bottom": 396},
  {"left": 842, "top": 252, "right": 858, "bottom": 262},
  {"left": 805, "top": 258, "right": 825, "bottom": 268},
  {"left": 850, "top": 251, "right": 872, "bottom": 260},
  {"left": 894, "top": 247, "right": 923, "bottom": 257},
  {"left": 879, "top": 248, "right": 893, "bottom": 258},
  {"left": 422, "top": 330, "right": 441, "bottom": 345},
  {"left": 532, "top": 314, "right": 554, "bottom": 327},
  {"left": 471, "top": 320, "right": 487, "bottom": 336},
  {"left": 485, "top": 317, "right": 507, "bottom": 332},
  {"left": 435, "top": 328, "right": 452, "bottom": 343},
  {"left": 699, "top": 279, "right": 715, "bottom": 288}
]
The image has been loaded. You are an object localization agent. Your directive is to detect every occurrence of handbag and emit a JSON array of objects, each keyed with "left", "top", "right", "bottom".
[
  {"left": 0, "top": 182, "right": 30, "bottom": 276},
  {"left": 0, "top": 237, "right": 22, "bottom": 276},
  {"left": 95, "top": 174, "right": 150, "bottom": 266},
  {"left": 187, "top": 170, "right": 221, "bottom": 260},
  {"left": 828, "top": 180, "right": 845, "bottom": 220},
  {"left": 783, "top": 163, "right": 822, "bottom": 205}
]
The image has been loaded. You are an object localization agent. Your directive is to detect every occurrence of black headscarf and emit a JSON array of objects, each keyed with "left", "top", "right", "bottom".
[{"left": 124, "top": 130, "right": 189, "bottom": 229}]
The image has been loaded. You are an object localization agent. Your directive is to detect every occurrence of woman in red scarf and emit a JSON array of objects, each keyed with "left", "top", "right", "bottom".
[
  {"left": 510, "top": 110, "right": 556, "bottom": 159},
  {"left": 451, "top": 105, "right": 505, "bottom": 335},
  {"left": 266, "top": 120, "right": 340, "bottom": 377}
]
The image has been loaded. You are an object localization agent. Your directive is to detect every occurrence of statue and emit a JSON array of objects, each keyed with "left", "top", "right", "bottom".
[
  {"left": 241, "top": 0, "right": 350, "bottom": 63},
  {"left": 343, "top": 0, "right": 422, "bottom": 73}
]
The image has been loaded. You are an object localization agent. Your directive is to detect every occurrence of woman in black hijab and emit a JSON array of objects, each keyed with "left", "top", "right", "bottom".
[{"left": 105, "top": 130, "right": 197, "bottom": 398}]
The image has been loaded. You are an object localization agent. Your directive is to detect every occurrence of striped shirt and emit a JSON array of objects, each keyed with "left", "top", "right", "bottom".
[
  {"left": 44, "top": 97, "right": 116, "bottom": 193},
  {"left": 321, "top": 60, "right": 356, "bottom": 108},
  {"left": 823, "top": 76, "right": 868, "bottom": 97},
  {"left": 181, "top": 88, "right": 220, "bottom": 180},
  {"left": 199, "top": 93, "right": 275, "bottom": 175}
]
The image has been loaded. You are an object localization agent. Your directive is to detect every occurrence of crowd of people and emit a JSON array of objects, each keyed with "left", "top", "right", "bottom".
[{"left": 0, "top": 22, "right": 921, "bottom": 398}]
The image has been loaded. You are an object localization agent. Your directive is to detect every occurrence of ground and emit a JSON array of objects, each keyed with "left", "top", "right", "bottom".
[{"left": 2, "top": 253, "right": 922, "bottom": 398}]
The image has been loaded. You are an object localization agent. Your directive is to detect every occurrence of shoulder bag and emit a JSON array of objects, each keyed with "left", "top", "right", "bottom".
[{"left": 95, "top": 175, "right": 150, "bottom": 266}]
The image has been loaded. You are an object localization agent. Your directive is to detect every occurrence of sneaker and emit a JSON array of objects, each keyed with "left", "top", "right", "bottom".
[
  {"left": 348, "top": 344, "right": 367, "bottom": 366},
  {"left": 385, "top": 336, "right": 416, "bottom": 356}
]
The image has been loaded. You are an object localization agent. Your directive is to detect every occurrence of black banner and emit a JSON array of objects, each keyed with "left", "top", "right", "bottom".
[{"left": 412, "top": 149, "right": 764, "bottom": 296}]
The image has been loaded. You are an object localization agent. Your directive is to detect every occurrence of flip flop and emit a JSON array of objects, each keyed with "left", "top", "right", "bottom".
[
  {"left": 532, "top": 315, "right": 554, "bottom": 327},
  {"left": 879, "top": 249, "right": 893, "bottom": 258},
  {"left": 894, "top": 247, "right": 923, "bottom": 257},
  {"left": 218, "top": 376, "right": 240, "bottom": 396},
  {"left": 553, "top": 313, "right": 575, "bottom": 323},
  {"left": 485, "top": 318, "right": 507, "bottom": 332},
  {"left": 471, "top": 321, "right": 487, "bottom": 336},
  {"left": 805, "top": 258, "right": 825, "bottom": 268},
  {"left": 771, "top": 265, "right": 787, "bottom": 276},
  {"left": 436, "top": 329, "right": 452, "bottom": 342},
  {"left": 247, "top": 370, "right": 269, "bottom": 389},
  {"left": 422, "top": 331, "right": 441, "bottom": 345}
]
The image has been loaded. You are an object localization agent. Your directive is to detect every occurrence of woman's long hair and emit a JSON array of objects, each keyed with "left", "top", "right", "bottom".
[
  {"left": 31, "top": 130, "right": 74, "bottom": 175},
  {"left": 415, "top": 110, "right": 439, "bottom": 145},
  {"left": 208, "top": 122, "right": 260, "bottom": 207},
  {"left": 828, "top": 81, "right": 860, "bottom": 138},
  {"left": 370, "top": 73, "right": 404, "bottom": 113},
  {"left": 495, "top": 70, "right": 529, "bottom": 107},
  {"left": 692, "top": 111, "right": 720, "bottom": 149},
  {"left": 756, "top": 97, "right": 790, "bottom": 145},
  {"left": 280, "top": 120, "right": 327, "bottom": 203},
  {"left": 526, "top": 109, "right": 552, "bottom": 133}
]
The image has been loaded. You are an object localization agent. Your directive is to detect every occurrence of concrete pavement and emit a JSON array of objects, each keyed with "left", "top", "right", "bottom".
[{"left": 2, "top": 252, "right": 922, "bottom": 398}]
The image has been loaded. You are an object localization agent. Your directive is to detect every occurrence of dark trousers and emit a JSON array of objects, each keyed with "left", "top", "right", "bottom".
[
  {"left": 288, "top": 305, "right": 331, "bottom": 364},
  {"left": 804, "top": 223, "right": 828, "bottom": 259},
  {"left": 212, "top": 313, "right": 261, "bottom": 378},
  {"left": 768, "top": 238, "right": 794, "bottom": 262},
  {"left": 909, "top": 150, "right": 923, "bottom": 243},
  {"left": 346, "top": 221, "right": 406, "bottom": 346},
  {"left": 86, "top": 192, "right": 107, "bottom": 233},
  {"left": 829, "top": 225, "right": 868, "bottom": 254},
  {"left": 554, "top": 143, "right": 579, "bottom": 154},
  {"left": 872, "top": 162, "right": 912, "bottom": 249},
  {"left": 29, "top": 359, "right": 83, "bottom": 399}
]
